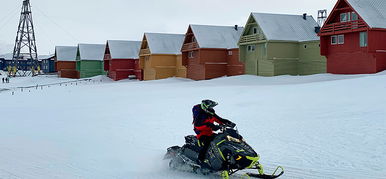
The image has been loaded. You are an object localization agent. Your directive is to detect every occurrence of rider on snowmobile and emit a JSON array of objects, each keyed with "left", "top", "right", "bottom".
[{"left": 192, "top": 100, "right": 236, "bottom": 166}]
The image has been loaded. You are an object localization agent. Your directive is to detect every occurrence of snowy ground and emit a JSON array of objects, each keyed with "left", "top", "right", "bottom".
[{"left": 0, "top": 73, "right": 385, "bottom": 179}]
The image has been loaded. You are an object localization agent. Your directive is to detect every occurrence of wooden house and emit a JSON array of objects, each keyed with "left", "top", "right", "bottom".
[
  {"left": 39, "top": 55, "right": 55, "bottom": 73},
  {"left": 55, "top": 46, "right": 78, "bottom": 78},
  {"left": 76, "top": 44, "right": 106, "bottom": 78},
  {"left": 104, "top": 40, "right": 141, "bottom": 81},
  {"left": 139, "top": 33, "right": 186, "bottom": 80},
  {"left": 319, "top": 0, "right": 386, "bottom": 74},
  {"left": 181, "top": 25, "right": 244, "bottom": 80},
  {"left": 239, "top": 13, "right": 326, "bottom": 76}
]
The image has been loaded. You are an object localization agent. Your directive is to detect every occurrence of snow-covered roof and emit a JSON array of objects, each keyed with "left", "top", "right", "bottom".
[
  {"left": 78, "top": 44, "right": 106, "bottom": 61},
  {"left": 55, "top": 46, "right": 77, "bottom": 61},
  {"left": 190, "top": 24, "right": 244, "bottom": 49},
  {"left": 38, "top": 54, "right": 54, "bottom": 60},
  {"left": 0, "top": 53, "right": 13, "bottom": 60},
  {"left": 107, "top": 40, "right": 141, "bottom": 59},
  {"left": 347, "top": 0, "right": 386, "bottom": 29},
  {"left": 144, "top": 33, "right": 185, "bottom": 55},
  {"left": 252, "top": 13, "right": 319, "bottom": 42}
]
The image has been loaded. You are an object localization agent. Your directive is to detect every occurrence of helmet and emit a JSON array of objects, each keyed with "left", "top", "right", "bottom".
[{"left": 201, "top": 99, "right": 218, "bottom": 113}]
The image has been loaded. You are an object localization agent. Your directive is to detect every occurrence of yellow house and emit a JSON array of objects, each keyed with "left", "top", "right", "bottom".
[{"left": 139, "top": 33, "right": 186, "bottom": 80}]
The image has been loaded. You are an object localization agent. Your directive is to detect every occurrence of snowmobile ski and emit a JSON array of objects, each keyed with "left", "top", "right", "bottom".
[{"left": 246, "top": 166, "right": 284, "bottom": 179}]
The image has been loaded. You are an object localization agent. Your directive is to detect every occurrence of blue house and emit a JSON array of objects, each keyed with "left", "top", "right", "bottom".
[
  {"left": 0, "top": 58, "right": 4, "bottom": 71},
  {"left": 3, "top": 60, "right": 13, "bottom": 71},
  {"left": 0, "top": 53, "right": 13, "bottom": 71},
  {"left": 39, "top": 55, "right": 56, "bottom": 73}
]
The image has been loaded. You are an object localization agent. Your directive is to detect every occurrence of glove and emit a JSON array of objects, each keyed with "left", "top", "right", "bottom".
[
  {"left": 226, "top": 121, "right": 236, "bottom": 128},
  {"left": 228, "top": 122, "right": 236, "bottom": 128},
  {"left": 220, "top": 118, "right": 235, "bottom": 128},
  {"left": 211, "top": 124, "right": 221, "bottom": 131}
]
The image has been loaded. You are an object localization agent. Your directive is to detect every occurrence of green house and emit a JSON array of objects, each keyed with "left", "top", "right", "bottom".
[
  {"left": 239, "top": 13, "right": 326, "bottom": 76},
  {"left": 76, "top": 44, "right": 107, "bottom": 78}
]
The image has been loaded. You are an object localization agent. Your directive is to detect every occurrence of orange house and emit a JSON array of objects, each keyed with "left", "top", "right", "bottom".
[
  {"left": 182, "top": 25, "right": 244, "bottom": 80},
  {"left": 139, "top": 33, "right": 186, "bottom": 80}
]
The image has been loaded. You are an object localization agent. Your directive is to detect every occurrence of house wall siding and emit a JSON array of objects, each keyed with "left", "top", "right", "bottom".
[
  {"left": 240, "top": 44, "right": 259, "bottom": 75},
  {"left": 176, "top": 55, "right": 187, "bottom": 78},
  {"left": 76, "top": 60, "right": 105, "bottom": 78},
  {"left": 227, "top": 49, "right": 244, "bottom": 76},
  {"left": 200, "top": 49, "right": 228, "bottom": 80},
  {"left": 107, "top": 59, "right": 136, "bottom": 81},
  {"left": 57, "top": 61, "right": 76, "bottom": 72},
  {"left": 240, "top": 41, "right": 325, "bottom": 76},
  {"left": 321, "top": 30, "right": 386, "bottom": 74},
  {"left": 298, "top": 41, "right": 326, "bottom": 75},
  {"left": 184, "top": 48, "right": 243, "bottom": 80},
  {"left": 327, "top": 52, "right": 376, "bottom": 74},
  {"left": 141, "top": 54, "right": 185, "bottom": 81},
  {"left": 186, "top": 53, "right": 206, "bottom": 80},
  {"left": 369, "top": 30, "right": 386, "bottom": 52},
  {"left": 57, "top": 61, "right": 78, "bottom": 78}
]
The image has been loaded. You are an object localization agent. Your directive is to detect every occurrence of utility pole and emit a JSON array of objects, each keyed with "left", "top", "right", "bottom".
[{"left": 12, "top": 0, "right": 38, "bottom": 76}]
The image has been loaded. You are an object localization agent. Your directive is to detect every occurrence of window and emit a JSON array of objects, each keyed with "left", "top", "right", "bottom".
[
  {"left": 351, "top": 12, "right": 358, "bottom": 21},
  {"left": 247, "top": 45, "right": 256, "bottom": 52},
  {"left": 360, "top": 32, "right": 368, "bottom": 47},
  {"left": 228, "top": 51, "right": 233, "bottom": 56},
  {"left": 331, "top": 36, "right": 337, "bottom": 45},
  {"left": 191, "top": 36, "right": 196, "bottom": 43},
  {"left": 253, "top": 27, "right": 258, "bottom": 34},
  {"left": 338, "top": 35, "right": 344, "bottom": 44},
  {"left": 347, "top": 12, "right": 351, "bottom": 21},
  {"left": 340, "top": 13, "right": 348, "bottom": 22},
  {"left": 340, "top": 12, "right": 358, "bottom": 22},
  {"left": 188, "top": 51, "right": 195, "bottom": 58}
]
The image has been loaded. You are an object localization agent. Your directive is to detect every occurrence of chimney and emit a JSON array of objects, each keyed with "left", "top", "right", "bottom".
[
  {"left": 303, "top": 13, "right": 307, "bottom": 20},
  {"left": 315, "top": 26, "right": 321, "bottom": 33},
  {"left": 235, "top": 25, "right": 238, "bottom": 31}
]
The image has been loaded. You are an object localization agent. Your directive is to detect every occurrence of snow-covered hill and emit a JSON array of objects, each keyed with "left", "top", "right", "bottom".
[{"left": 0, "top": 73, "right": 385, "bottom": 179}]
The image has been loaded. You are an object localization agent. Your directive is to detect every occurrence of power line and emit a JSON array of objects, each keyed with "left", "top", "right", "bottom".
[
  {"left": 0, "top": 6, "right": 19, "bottom": 25},
  {"left": 33, "top": 6, "right": 79, "bottom": 42},
  {"left": 0, "top": 7, "right": 19, "bottom": 33}
]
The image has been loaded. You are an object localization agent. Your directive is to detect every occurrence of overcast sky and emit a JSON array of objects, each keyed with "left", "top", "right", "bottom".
[{"left": 0, "top": 0, "right": 336, "bottom": 55}]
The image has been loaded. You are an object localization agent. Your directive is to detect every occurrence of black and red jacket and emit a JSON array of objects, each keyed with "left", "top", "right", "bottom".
[{"left": 192, "top": 104, "right": 227, "bottom": 139}]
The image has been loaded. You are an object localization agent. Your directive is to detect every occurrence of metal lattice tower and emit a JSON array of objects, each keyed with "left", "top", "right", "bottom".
[
  {"left": 12, "top": 0, "right": 38, "bottom": 76},
  {"left": 318, "top": 10, "right": 328, "bottom": 27}
]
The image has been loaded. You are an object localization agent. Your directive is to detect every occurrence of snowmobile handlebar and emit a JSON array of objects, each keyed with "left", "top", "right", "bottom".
[
  {"left": 221, "top": 121, "right": 236, "bottom": 128},
  {"left": 219, "top": 123, "right": 236, "bottom": 131}
]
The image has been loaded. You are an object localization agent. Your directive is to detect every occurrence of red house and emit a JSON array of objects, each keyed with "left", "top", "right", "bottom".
[
  {"left": 319, "top": 0, "right": 386, "bottom": 74},
  {"left": 181, "top": 25, "right": 244, "bottom": 80},
  {"left": 104, "top": 40, "right": 142, "bottom": 81}
]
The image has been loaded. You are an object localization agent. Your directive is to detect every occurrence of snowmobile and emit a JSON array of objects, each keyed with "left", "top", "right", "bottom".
[{"left": 164, "top": 125, "right": 284, "bottom": 179}]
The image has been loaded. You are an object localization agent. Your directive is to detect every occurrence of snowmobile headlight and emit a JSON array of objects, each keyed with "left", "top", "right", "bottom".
[{"left": 227, "top": 135, "right": 241, "bottom": 143}]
